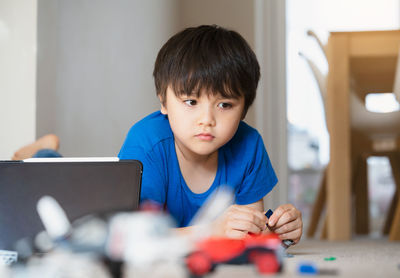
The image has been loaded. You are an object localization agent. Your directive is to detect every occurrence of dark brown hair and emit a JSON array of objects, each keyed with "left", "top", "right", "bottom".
[{"left": 153, "top": 25, "right": 260, "bottom": 117}]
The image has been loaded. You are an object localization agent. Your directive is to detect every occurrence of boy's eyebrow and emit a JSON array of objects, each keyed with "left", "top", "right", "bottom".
[
  {"left": 215, "top": 95, "right": 242, "bottom": 101},
  {"left": 217, "top": 94, "right": 241, "bottom": 99},
  {"left": 174, "top": 83, "right": 243, "bottom": 100},
  {"left": 179, "top": 91, "right": 198, "bottom": 97}
]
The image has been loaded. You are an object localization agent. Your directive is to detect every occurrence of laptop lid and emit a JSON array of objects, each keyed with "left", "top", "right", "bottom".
[{"left": 0, "top": 158, "right": 142, "bottom": 251}]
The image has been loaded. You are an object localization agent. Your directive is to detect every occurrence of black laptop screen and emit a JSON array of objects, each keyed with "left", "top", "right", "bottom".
[{"left": 0, "top": 160, "right": 142, "bottom": 251}]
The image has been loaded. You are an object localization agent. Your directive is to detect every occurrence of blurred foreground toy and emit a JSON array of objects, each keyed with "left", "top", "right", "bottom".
[
  {"left": 21, "top": 187, "right": 273, "bottom": 278},
  {"left": 297, "top": 261, "right": 338, "bottom": 276},
  {"left": 186, "top": 233, "right": 284, "bottom": 276},
  {"left": 14, "top": 250, "right": 112, "bottom": 278},
  {"left": 0, "top": 250, "right": 17, "bottom": 266},
  {"left": 297, "top": 262, "right": 318, "bottom": 275},
  {"left": 107, "top": 211, "right": 191, "bottom": 267},
  {"left": 34, "top": 196, "right": 191, "bottom": 278},
  {"left": 0, "top": 260, "right": 12, "bottom": 278}
]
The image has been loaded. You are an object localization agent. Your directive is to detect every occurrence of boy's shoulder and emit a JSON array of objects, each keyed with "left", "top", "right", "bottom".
[
  {"left": 230, "top": 121, "right": 261, "bottom": 146},
  {"left": 130, "top": 110, "right": 168, "bottom": 129},
  {"left": 222, "top": 122, "right": 268, "bottom": 172},
  {"left": 123, "top": 111, "right": 173, "bottom": 150},
  {"left": 223, "top": 121, "right": 263, "bottom": 156}
]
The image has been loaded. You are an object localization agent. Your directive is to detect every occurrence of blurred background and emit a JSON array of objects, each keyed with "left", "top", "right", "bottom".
[
  {"left": 1, "top": 0, "right": 399, "bottom": 238},
  {"left": 287, "top": 0, "right": 399, "bottom": 237}
]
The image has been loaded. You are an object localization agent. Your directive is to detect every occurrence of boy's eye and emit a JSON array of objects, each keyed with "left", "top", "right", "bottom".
[
  {"left": 184, "top": 99, "right": 197, "bottom": 106},
  {"left": 218, "top": 102, "right": 233, "bottom": 109}
]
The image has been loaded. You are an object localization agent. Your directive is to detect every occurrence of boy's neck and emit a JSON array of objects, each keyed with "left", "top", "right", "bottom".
[
  {"left": 175, "top": 142, "right": 217, "bottom": 165},
  {"left": 174, "top": 141, "right": 218, "bottom": 194}
]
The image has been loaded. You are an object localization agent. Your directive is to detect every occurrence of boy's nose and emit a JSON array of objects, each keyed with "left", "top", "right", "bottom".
[{"left": 198, "top": 107, "right": 216, "bottom": 127}]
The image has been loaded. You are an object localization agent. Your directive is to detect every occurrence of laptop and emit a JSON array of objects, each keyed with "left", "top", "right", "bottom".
[{"left": 0, "top": 158, "right": 142, "bottom": 252}]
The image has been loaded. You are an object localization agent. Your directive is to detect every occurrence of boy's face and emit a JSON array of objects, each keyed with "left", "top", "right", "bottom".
[{"left": 160, "top": 86, "right": 245, "bottom": 158}]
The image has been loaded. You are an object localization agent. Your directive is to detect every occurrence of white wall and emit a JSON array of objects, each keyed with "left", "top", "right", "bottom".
[
  {"left": 179, "top": 0, "right": 256, "bottom": 125},
  {"left": 0, "top": 0, "right": 37, "bottom": 159},
  {"left": 36, "top": 0, "right": 180, "bottom": 156},
  {"left": 255, "top": 0, "right": 288, "bottom": 207}
]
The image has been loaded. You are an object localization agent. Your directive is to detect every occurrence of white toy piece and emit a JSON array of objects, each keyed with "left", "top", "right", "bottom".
[
  {"left": 107, "top": 211, "right": 191, "bottom": 267},
  {"left": 37, "top": 196, "right": 71, "bottom": 240},
  {"left": 0, "top": 250, "right": 18, "bottom": 266}
]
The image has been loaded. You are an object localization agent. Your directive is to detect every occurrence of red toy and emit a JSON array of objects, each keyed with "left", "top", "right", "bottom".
[{"left": 186, "top": 233, "right": 283, "bottom": 276}]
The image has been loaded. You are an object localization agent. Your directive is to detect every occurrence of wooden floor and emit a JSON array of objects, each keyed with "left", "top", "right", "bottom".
[{"left": 208, "top": 238, "right": 400, "bottom": 278}]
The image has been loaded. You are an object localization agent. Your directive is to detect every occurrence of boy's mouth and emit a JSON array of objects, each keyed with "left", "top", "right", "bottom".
[{"left": 195, "top": 133, "right": 215, "bottom": 141}]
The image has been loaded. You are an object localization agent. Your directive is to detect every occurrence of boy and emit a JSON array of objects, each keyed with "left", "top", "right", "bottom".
[{"left": 119, "top": 25, "right": 302, "bottom": 243}]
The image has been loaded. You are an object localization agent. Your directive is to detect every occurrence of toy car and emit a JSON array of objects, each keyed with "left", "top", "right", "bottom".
[{"left": 185, "top": 233, "right": 284, "bottom": 276}]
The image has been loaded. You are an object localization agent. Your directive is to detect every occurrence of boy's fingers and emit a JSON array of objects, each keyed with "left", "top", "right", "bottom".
[
  {"left": 261, "top": 228, "right": 273, "bottom": 235},
  {"left": 234, "top": 205, "right": 267, "bottom": 219},
  {"left": 277, "top": 229, "right": 302, "bottom": 243},
  {"left": 273, "top": 209, "right": 300, "bottom": 229},
  {"left": 228, "top": 220, "right": 263, "bottom": 234},
  {"left": 267, "top": 205, "right": 289, "bottom": 226},
  {"left": 268, "top": 204, "right": 300, "bottom": 228},
  {"left": 230, "top": 205, "right": 267, "bottom": 229},
  {"left": 273, "top": 218, "right": 302, "bottom": 234},
  {"left": 225, "top": 229, "right": 247, "bottom": 239},
  {"left": 232, "top": 213, "right": 266, "bottom": 231}
]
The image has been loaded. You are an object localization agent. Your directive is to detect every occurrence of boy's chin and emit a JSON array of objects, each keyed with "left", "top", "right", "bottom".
[{"left": 189, "top": 147, "right": 219, "bottom": 157}]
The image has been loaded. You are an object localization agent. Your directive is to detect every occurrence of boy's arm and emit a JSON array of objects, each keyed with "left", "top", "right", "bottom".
[{"left": 243, "top": 198, "right": 264, "bottom": 211}]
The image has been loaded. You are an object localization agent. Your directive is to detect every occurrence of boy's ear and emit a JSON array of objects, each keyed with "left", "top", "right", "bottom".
[{"left": 159, "top": 95, "right": 167, "bottom": 115}]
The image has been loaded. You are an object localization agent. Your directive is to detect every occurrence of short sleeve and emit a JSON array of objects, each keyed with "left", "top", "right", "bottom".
[
  {"left": 235, "top": 133, "right": 278, "bottom": 205},
  {"left": 118, "top": 145, "right": 167, "bottom": 205}
]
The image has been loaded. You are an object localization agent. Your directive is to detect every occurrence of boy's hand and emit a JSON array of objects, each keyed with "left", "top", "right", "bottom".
[
  {"left": 212, "top": 204, "right": 267, "bottom": 238},
  {"left": 266, "top": 204, "right": 302, "bottom": 244}
]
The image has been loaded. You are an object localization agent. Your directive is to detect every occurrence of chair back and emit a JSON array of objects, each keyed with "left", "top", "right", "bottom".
[{"left": 300, "top": 31, "right": 400, "bottom": 147}]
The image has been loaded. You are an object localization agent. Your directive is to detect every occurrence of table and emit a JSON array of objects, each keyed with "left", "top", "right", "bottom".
[
  {"left": 207, "top": 239, "right": 400, "bottom": 277},
  {"left": 326, "top": 30, "right": 400, "bottom": 240}
]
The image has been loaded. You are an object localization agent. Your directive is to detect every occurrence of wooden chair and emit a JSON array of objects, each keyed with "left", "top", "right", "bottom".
[{"left": 300, "top": 31, "right": 400, "bottom": 240}]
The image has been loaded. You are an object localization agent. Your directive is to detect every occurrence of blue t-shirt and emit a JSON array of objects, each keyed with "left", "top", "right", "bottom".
[{"left": 118, "top": 111, "right": 278, "bottom": 227}]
